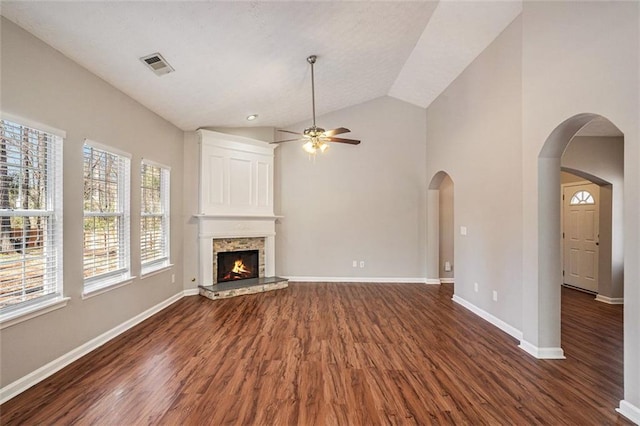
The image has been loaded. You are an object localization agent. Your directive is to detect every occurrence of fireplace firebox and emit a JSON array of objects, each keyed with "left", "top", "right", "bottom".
[{"left": 216, "top": 250, "right": 259, "bottom": 283}]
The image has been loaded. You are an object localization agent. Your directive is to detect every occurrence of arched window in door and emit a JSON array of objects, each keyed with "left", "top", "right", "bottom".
[{"left": 570, "top": 190, "right": 595, "bottom": 205}]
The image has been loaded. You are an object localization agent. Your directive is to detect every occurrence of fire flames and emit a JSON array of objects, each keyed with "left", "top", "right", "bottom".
[
  {"left": 232, "top": 259, "right": 250, "bottom": 275},
  {"left": 222, "top": 259, "right": 252, "bottom": 281}
]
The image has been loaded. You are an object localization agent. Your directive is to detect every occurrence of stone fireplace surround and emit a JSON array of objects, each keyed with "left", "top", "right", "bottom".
[{"left": 213, "top": 237, "right": 265, "bottom": 284}]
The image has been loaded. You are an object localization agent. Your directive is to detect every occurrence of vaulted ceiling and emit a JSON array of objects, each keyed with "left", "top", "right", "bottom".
[{"left": 1, "top": 1, "right": 523, "bottom": 131}]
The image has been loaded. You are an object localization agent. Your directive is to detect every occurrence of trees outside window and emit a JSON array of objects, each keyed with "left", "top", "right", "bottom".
[
  {"left": 140, "top": 161, "right": 170, "bottom": 274},
  {"left": 83, "top": 141, "right": 130, "bottom": 292},
  {"left": 0, "top": 118, "right": 63, "bottom": 310}
]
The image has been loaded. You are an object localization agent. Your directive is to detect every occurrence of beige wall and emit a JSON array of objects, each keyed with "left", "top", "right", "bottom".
[
  {"left": 521, "top": 1, "right": 639, "bottom": 410},
  {"left": 438, "top": 175, "right": 454, "bottom": 279},
  {"left": 182, "top": 131, "right": 200, "bottom": 289},
  {"left": 427, "top": 1, "right": 639, "bottom": 413},
  {"left": 276, "top": 96, "right": 427, "bottom": 280},
  {"left": 426, "top": 16, "right": 523, "bottom": 328},
  {"left": 561, "top": 136, "right": 624, "bottom": 299},
  {"left": 560, "top": 171, "right": 584, "bottom": 184},
  {"left": 0, "top": 18, "right": 185, "bottom": 387}
]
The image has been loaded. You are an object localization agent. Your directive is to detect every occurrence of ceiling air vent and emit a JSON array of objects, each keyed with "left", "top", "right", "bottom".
[{"left": 140, "top": 52, "right": 174, "bottom": 76}]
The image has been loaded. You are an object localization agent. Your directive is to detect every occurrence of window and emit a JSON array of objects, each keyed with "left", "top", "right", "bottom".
[
  {"left": 83, "top": 140, "right": 131, "bottom": 294},
  {"left": 570, "top": 190, "right": 595, "bottom": 205},
  {"left": 0, "top": 117, "right": 63, "bottom": 313},
  {"left": 140, "top": 160, "right": 170, "bottom": 274}
]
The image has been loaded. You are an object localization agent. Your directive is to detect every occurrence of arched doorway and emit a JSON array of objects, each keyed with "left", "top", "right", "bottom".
[
  {"left": 532, "top": 113, "right": 624, "bottom": 359},
  {"left": 427, "top": 171, "right": 454, "bottom": 285}
]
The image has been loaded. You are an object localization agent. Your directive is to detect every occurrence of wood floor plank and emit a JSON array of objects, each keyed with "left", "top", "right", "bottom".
[{"left": 0, "top": 283, "right": 631, "bottom": 425}]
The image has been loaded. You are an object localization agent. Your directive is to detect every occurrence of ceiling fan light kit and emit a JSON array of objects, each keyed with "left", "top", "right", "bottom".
[
  {"left": 271, "top": 55, "right": 361, "bottom": 156},
  {"left": 303, "top": 140, "right": 329, "bottom": 154}
]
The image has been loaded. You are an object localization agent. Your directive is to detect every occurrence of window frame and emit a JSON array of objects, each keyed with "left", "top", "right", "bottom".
[
  {"left": 0, "top": 113, "right": 68, "bottom": 328},
  {"left": 570, "top": 190, "right": 596, "bottom": 205},
  {"left": 82, "top": 139, "right": 133, "bottom": 297},
  {"left": 140, "top": 159, "right": 171, "bottom": 276}
]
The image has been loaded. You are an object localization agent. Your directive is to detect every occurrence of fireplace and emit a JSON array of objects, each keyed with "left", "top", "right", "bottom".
[
  {"left": 201, "top": 234, "right": 287, "bottom": 300},
  {"left": 217, "top": 250, "right": 259, "bottom": 283},
  {"left": 211, "top": 237, "right": 265, "bottom": 285},
  {"left": 195, "top": 130, "right": 287, "bottom": 299}
]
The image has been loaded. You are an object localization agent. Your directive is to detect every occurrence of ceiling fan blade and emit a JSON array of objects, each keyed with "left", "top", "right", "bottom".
[
  {"left": 323, "top": 127, "right": 351, "bottom": 137},
  {"left": 277, "top": 129, "right": 303, "bottom": 136},
  {"left": 327, "top": 136, "right": 361, "bottom": 145},
  {"left": 270, "top": 138, "right": 302, "bottom": 144}
]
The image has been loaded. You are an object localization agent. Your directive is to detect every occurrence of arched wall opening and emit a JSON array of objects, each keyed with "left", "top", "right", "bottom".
[
  {"left": 427, "top": 171, "right": 454, "bottom": 285},
  {"left": 532, "top": 113, "right": 624, "bottom": 360}
]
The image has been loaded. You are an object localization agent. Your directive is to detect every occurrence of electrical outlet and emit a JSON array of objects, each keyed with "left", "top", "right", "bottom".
[
  {"left": 460, "top": 226, "right": 467, "bottom": 236},
  {"left": 492, "top": 290, "right": 498, "bottom": 302},
  {"left": 171, "top": 274, "right": 175, "bottom": 284},
  {"left": 474, "top": 282, "right": 478, "bottom": 292},
  {"left": 352, "top": 260, "right": 358, "bottom": 268},
  {"left": 359, "top": 261, "right": 365, "bottom": 268}
]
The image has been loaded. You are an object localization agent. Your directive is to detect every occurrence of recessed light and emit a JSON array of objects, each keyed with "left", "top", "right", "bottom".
[{"left": 246, "top": 114, "right": 258, "bottom": 121}]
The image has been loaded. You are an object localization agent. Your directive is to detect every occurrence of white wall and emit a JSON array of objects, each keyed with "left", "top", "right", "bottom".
[
  {"left": 0, "top": 18, "right": 185, "bottom": 388},
  {"left": 561, "top": 136, "right": 624, "bottom": 299},
  {"left": 276, "top": 96, "right": 427, "bottom": 281},
  {"left": 426, "top": 16, "right": 523, "bottom": 328},
  {"left": 521, "top": 1, "right": 639, "bottom": 413}
]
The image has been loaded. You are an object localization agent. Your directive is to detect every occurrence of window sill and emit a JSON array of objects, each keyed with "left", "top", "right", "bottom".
[
  {"left": 140, "top": 264, "right": 174, "bottom": 280},
  {"left": 82, "top": 277, "right": 136, "bottom": 300},
  {"left": 0, "top": 296, "right": 71, "bottom": 330}
]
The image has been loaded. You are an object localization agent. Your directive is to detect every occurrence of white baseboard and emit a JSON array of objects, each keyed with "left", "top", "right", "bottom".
[
  {"left": 595, "top": 294, "right": 624, "bottom": 305},
  {"left": 285, "top": 276, "right": 431, "bottom": 284},
  {"left": 518, "top": 339, "right": 566, "bottom": 359},
  {"left": 617, "top": 400, "right": 640, "bottom": 424},
  {"left": 451, "top": 294, "right": 523, "bottom": 340},
  {"left": 425, "top": 278, "right": 441, "bottom": 284},
  {"left": 183, "top": 288, "right": 200, "bottom": 296},
  {"left": 440, "top": 278, "right": 455, "bottom": 284},
  {"left": 0, "top": 290, "right": 189, "bottom": 404}
]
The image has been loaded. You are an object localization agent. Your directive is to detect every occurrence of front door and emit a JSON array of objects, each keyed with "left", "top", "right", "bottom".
[{"left": 562, "top": 183, "right": 599, "bottom": 292}]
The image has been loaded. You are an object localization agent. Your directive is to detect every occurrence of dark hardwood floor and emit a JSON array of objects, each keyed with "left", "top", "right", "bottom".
[{"left": 1, "top": 283, "right": 630, "bottom": 425}]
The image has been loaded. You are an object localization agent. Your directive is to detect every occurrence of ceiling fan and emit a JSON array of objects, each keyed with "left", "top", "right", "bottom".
[{"left": 271, "top": 55, "right": 361, "bottom": 154}]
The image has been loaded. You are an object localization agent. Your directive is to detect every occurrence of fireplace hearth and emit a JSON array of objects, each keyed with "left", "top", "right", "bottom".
[{"left": 217, "top": 250, "right": 259, "bottom": 283}]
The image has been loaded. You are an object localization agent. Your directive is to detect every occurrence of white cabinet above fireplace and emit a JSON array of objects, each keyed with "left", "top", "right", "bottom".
[{"left": 197, "top": 129, "right": 276, "bottom": 217}]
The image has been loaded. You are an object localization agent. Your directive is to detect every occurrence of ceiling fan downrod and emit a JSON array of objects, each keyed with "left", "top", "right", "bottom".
[
  {"left": 269, "top": 54, "right": 361, "bottom": 153},
  {"left": 307, "top": 55, "right": 317, "bottom": 129}
]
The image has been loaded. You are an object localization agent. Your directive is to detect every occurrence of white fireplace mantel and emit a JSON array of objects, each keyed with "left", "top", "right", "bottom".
[{"left": 195, "top": 130, "right": 280, "bottom": 286}]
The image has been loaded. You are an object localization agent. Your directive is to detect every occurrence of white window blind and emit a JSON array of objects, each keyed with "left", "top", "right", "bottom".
[
  {"left": 140, "top": 160, "right": 170, "bottom": 274},
  {"left": 83, "top": 141, "right": 130, "bottom": 291},
  {"left": 0, "top": 118, "right": 63, "bottom": 311}
]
